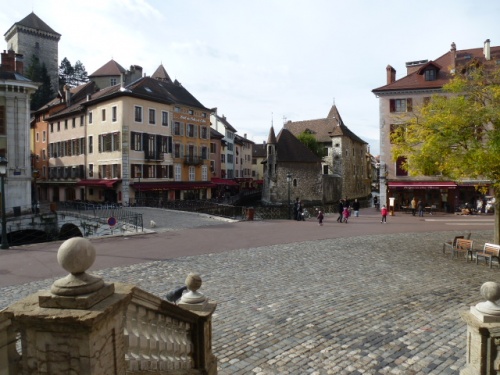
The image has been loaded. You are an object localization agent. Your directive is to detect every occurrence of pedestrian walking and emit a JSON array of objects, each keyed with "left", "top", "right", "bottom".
[
  {"left": 411, "top": 197, "right": 417, "bottom": 216},
  {"left": 352, "top": 199, "right": 360, "bottom": 217},
  {"left": 342, "top": 206, "right": 350, "bottom": 223},
  {"left": 336, "top": 199, "right": 344, "bottom": 222},
  {"left": 418, "top": 200, "right": 424, "bottom": 217},
  {"left": 381, "top": 205, "right": 388, "bottom": 223},
  {"left": 317, "top": 210, "right": 324, "bottom": 226},
  {"left": 297, "top": 201, "right": 304, "bottom": 221},
  {"left": 293, "top": 198, "right": 299, "bottom": 220}
]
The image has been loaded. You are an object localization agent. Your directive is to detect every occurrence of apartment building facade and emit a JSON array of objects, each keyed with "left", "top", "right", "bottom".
[{"left": 372, "top": 40, "right": 500, "bottom": 212}]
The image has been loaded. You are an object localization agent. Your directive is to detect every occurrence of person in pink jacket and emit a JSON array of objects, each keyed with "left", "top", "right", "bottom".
[
  {"left": 381, "top": 205, "right": 388, "bottom": 223},
  {"left": 342, "top": 206, "right": 350, "bottom": 223}
]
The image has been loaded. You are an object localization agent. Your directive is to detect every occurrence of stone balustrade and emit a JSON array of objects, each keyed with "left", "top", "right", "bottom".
[{"left": 0, "top": 237, "right": 217, "bottom": 375}]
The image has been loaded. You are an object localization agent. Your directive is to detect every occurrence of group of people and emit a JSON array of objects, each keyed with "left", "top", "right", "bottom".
[
  {"left": 292, "top": 198, "right": 306, "bottom": 221},
  {"left": 333, "top": 198, "right": 361, "bottom": 224},
  {"left": 410, "top": 197, "right": 426, "bottom": 217}
]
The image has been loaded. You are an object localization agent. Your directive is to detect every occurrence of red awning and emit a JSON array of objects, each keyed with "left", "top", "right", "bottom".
[
  {"left": 254, "top": 180, "right": 264, "bottom": 185},
  {"left": 76, "top": 179, "right": 121, "bottom": 188},
  {"left": 132, "top": 181, "right": 216, "bottom": 191},
  {"left": 211, "top": 178, "right": 239, "bottom": 186},
  {"left": 388, "top": 181, "right": 457, "bottom": 189}
]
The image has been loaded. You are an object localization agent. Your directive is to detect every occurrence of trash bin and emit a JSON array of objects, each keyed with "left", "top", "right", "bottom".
[{"left": 247, "top": 207, "right": 255, "bottom": 221}]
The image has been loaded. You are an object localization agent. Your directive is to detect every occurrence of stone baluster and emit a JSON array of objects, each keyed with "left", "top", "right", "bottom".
[{"left": 461, "top": 281, "right": 500, "bottom": 374}]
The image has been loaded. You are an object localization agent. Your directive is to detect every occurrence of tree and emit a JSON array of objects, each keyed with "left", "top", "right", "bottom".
[
  {"left": 296, "top": 131, "right": 325, "bottom": 158},
  {"left": 25, "top": 55, "right": 54, "bottom": 111},
  {"left": 391, "top": 62, "right": 500, "bottom": 243},
  {"left": 59, "top": 58, "right": 88, "bottom": 87}
]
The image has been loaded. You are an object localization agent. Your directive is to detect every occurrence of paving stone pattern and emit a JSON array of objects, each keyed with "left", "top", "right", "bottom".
[{"left": 0, "top": 224, "right": 497, "bottom": 374}]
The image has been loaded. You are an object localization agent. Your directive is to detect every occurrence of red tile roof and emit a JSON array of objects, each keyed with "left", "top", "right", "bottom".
[{"left": 89, "top": 59, "right": 126, "bottom": 77}]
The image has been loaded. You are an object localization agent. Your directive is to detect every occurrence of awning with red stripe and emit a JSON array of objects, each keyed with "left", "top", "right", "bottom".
[
  {"left": 388, "top": 181, "right": 457, "bottom": 189},
  {"left": 211, "top": 178, "right": 239, "bottom": 186},
  {"left": 76, "top": 179, "right": 121, "bottom": 188},
  {"left": 131, "top": 181, "right": 216, "bottom": 191}
]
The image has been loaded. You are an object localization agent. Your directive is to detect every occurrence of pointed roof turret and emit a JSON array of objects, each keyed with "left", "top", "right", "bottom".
[
  {"left": 89, "top": 59, "right": 126, "bottom": 77},
  {"left": 267, "top": 126, "right": 277, "bottom": 144},
  {"left": 4, "top": 12, "right": 60, "bottom": 38},
  {"left": 152, "top": 64, "right": 172, "bottom": 83}
]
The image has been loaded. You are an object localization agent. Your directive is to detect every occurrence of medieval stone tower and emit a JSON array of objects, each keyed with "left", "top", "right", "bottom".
[{"left": 4, "top": 12, "right": 61, "bottom": 93}]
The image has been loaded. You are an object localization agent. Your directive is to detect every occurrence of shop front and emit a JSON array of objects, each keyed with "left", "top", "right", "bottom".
[
  {"left": 387, "top": 181, "right": 457, "bottom": 213},
  {"left": 130, "top": 181, "right": 215, "bottom": 206}
]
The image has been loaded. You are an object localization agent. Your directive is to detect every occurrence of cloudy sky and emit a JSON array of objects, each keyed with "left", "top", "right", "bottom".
[{"left": 3, "top": 1, "right": 500, "bottom": 155}]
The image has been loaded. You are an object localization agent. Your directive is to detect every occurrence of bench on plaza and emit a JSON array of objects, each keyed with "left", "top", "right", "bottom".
[
  {"left": 475, "top": 243, "right": 500, "bottom": 268},
  {"left": 451, "top": 238, "right": 474, "bottom": 261},
  {"left": 443, "top": 233, "right": 471, "bottom": 254}
]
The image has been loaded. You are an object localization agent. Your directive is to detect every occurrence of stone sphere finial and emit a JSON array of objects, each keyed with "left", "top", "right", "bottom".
[
  {"left": 51, "top": 237, "right": 104, "bottom": 296},
  {"left": 180, "top": 273, "right": 206, "bottom": 304},
  {"left": 57, "top": 237, "right": 96, "bottom": 274},
  {"left": 476, "top": 281, "right": 500, "bottom": 315}
]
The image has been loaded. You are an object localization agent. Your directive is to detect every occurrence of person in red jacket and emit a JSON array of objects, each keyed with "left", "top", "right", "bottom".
[{"left": 381, "top": 205, "right": 388, "bottom": 223}]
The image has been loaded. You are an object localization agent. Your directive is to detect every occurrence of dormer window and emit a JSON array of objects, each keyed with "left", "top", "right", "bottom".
[{"left": 424, "top": 69, "right": 436, "bottom": 81}]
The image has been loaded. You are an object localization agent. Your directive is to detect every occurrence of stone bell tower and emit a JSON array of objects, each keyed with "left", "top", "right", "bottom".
[{"left": 4, "top": 12, "right": 61, "bottom": 93}]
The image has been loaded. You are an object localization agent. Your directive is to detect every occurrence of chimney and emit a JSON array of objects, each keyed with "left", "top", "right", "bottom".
[
  {"left": 64, "top": 85, "right": 71, "bottom": 106},
  {"left": 386, "top": 65, "right": 396, "bottom": 84},
  {"left": 484, "top": 39, "right": 491, "bottom": 61},
  {"left": 244, "top": 133, "right": 247, "bottom": 139},
  {"left": 0, "top": 50, "right": 15, "bottom": 72},
  {"left": 450, "top": 42, "right": 457, "bottom": 73},
  {"left": 14, "top": 53, "right": 23, "bottom": 74}
]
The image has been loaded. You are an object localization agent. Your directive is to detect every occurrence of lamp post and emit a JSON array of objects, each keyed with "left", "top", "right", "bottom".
[
  {"left": 0, "top": 157, "right": 8, "bottom": 249},
  {"left": 137, "top": 172, "right": 141, "bottom": 207},
  {"left": 287, "top": 172, "right": 292, "bottom": 219}
]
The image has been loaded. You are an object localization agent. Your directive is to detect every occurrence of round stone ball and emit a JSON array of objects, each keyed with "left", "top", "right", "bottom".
[
  {"left": 481, "top": 281, "right": 500, "bottom": 302},
  {"left": 57, "top": 237, "right": 96, "bottom": 274},
  {"left": 185, "top": 273, "right": 202, "bottom": 292}
]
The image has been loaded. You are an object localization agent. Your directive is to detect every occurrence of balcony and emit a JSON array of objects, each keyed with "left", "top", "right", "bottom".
[
  {"left": 144, "top": 151, "right": 165, "bottom": 161},
  {"left": 184, "top": 156, "right": 204, "bottom": 166}
]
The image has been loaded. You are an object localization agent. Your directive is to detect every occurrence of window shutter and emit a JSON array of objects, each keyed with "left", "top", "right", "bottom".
[
  {"left": 389, "top": 99, "right": 395, "bottom": 112},
  {"left": 194, "top": 125, "right": 198, "bottom": 138},
  {"left": 180, "top": 144, "right": 184, "bottom": 158},
  {"left": 180, "top": 123, "right": 184, "bottom": 136},
  {"left": 143, "top": 133, "right": 149, "bottom": 153},
  {"left": 168, "top": 136, "right": 173, "bottom": 153},
  {"left": 407, "top": 98, "right": 413, "bottom": 112}
]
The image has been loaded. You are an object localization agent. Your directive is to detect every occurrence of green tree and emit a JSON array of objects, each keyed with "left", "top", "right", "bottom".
[
  {"left": 25, "top": 55, "right": 54, "bottom": 111},
  {"left": 296, "top": 131, "right": 325, "bottom": 158},
  {"left": 391, "top": 62, "right": 500, "bottom": 243},
  {"left": 59, "top": 57, "right": 88, "bottom": 87}
]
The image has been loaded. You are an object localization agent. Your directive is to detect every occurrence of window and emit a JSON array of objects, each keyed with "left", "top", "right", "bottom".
[
  {"left": 36, "top": 132, "right": 39, "bottom": 142},
  {"left": 162, "top": 111, "right": 168, "bottom": 126},
  {"left": 102, "top": 109, "right": 106, "bottom": 121},
  {"left": 88, "top": 136, "right": 93, "bottom": 153},
  {"left": 64, "top": 120, "right": 68, "bottom": 130},
  {"left": 80, "top": 115, "right": 84, "bottom": 126},
  {"left": 110, "top": 78, "right": 117, "bottom": 86},
  {"left": 390, "top": 99, "right": 412, "bottom": 113},
  {"left": 131, "top": 132, "right": 143, "bottom": 151},
  {"left": 425, "top": 69, "right": 436, "bottom": 81},
  {"left": 188, "top": 109, "right": 194, "bottom": 115},
  {"left": 221, "top": 154, "right": 225, "bottom": 163},
  {"left": 112, "top": 106, "right": 117, "bottom": 122},
  {"left": 187, "top": 124, "right": 195, "bottom": 137},
  {"left": 423, "top": 97, "right": 431, "bottom": 106},
  {"left": 227, "top": 154, "right": 233, "bottom": 163},
  {"left": 42, "top": 131, "right": 46, "bottom": 142},
  {"left": 201, "top": 146, "right": 208, "bottom": 160},
  {"left": 42, "top": 149, "right": 46, "bottom": 160},
  {"left": 189, "top": 166, "right": 195, "bottom": 181},
  {"left": 50, "top": 123, "right": 54, "bottom": 133},
  {"left": 202, "top": 112, "right": 207, "bottom": 118},
  {"left": 174, "top": 106, "right": 181, "bottom": 113},
  {"left": 98, "top": 132, "right": 121, "bottom": 152},
  {"left": 88, "top": 112, "right": 93, "bottom": 124},
  {"left": 201, "top": 126, "right": 208, "bottom": 139},
  {"left": 175, "top": 164, "right": 182, "bottom": 181},
  {"left": 390, "top": 124, "right": 406, "bottom": 144},
  {"left": 149, "top": 109, "right": 155, "bottom": 124},
  {"left": 57, "top": 122, "right": 60, "bottom": 131},
  {"left": 396, "top": 156, "right": 408, "bottom": 176},
  {"left": 174, "top": 122, "right": 183, "bottom": 136},
  {"left": 210, "top": 143, "right": 216, "bottom": 153},
  {"left": 134, "top": 106, "right": 143, "bottom": 122},
  {"left": 88, "top": 163, "right": 94, "bottom": 177},
  {"left": 202, "top": 165, "right": 208, "bottom": 181}
]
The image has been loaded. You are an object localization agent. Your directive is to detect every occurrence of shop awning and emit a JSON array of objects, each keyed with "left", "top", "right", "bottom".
[
  {"left": 388, "top": 181, "right": 457, "bottom": 189},
  {"left": 254, "top": 180, "right": 264, "bottom": 185},
  {"left": 131, "top": 181, "right": 216, "bottom": 191},
  {"left": 76, "top": 179, "right": 121, "bottom": 188},
  {"left": 211, "top": 178, "right": 239, "bottom": 186}
]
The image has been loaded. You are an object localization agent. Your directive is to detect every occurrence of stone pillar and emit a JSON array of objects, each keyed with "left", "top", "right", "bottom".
[
  {"left": 461, "top": 281, "right": 500, "bottom": 374},
  {"left": 4, "top": 237, "right": 131, "bottom": 374},
  {"left": 178, "top": 273, "right": 218, "bottom": 375}
]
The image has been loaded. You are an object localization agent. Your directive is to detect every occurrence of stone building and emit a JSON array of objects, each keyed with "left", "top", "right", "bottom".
[
  {"left": 372, "top": 39, "right": 500, "bottom": 212},
  {"left": 262, "top": 126, "right": 323, "bottom": 205},
  {"left": 4, "top": 12, "right": 61, "bottom": 94},
  {"left": 0, "top": 49, "right": 39, "bottom": 212},
  {"left": 284, "top": 104, "right": 371, "bottom": 202}
]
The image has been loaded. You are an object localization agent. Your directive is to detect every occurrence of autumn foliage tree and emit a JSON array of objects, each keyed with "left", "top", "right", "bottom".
[
  {"left": 391, "top": 62, "right": 500, "bottom": 242},
  {"left": 296, "top": 131, "right": 325, "bottom": 158}
]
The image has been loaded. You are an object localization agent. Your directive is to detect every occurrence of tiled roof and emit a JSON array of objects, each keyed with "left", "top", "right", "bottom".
[
  {"left": 152, "top": 64, "right": 172, "bottom": 83},
  {"left": 253, "top": 144, "right": 266, "bottom": 158},
  {"left": 5, "top": 12, "right": 60, "bottom": 37},
  {"left": 216, "top": 115, "right": 237, "bottom": 133},
  {"left": 267, "top": 126, "right": 277, "bottom": 144},
  {"left": 89, "top": 59, "right": 126, "bottom": 77},
  {"left": 284, "top": 105, "right": 367, "bottom": 145},
  {"left": 276, "top": 128, "right": 321, "bottom": 163},
  {"left": 210, "top": 127, "right": 224, "bottom": 139},
  {"left": 235, "top": 134, "right": 254, "bottom": 144},
  {"left": 373, "top": 43, "right": 500, "bottom": 93}
]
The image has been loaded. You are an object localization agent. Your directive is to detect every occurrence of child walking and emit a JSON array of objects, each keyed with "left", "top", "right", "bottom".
[
  {"left": 317, "top": 210, "right": 324, "bottom": 226},
  {"left": 342, "top": 206, "right": 350, "bottom": 223},
  {"left": 381, "top": 205, "right": 388, "bottom": 223}
]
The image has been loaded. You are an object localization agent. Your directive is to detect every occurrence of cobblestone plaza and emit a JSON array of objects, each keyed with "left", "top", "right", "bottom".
[{"left": 0, "top": 209, "right": 497, "bottom": 374}]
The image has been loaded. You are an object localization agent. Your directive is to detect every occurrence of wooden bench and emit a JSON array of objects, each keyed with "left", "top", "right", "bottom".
[
  {"left": 475, "top": 243, "right": 500, "bottom": 268},
  {"left": 443, "top": 235, "right": 464, "bottom": 254},
  {"left": 451, "top": 238, "right": 474, "bottom": 261}
]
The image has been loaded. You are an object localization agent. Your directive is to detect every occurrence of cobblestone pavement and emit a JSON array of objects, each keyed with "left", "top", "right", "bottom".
[{"left": 0, "top": 214, "right": 497, "bottom": 374}]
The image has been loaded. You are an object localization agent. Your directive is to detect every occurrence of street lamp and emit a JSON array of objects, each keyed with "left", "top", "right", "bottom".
[
  {"left": 0, "top": 157, "right": 8, "bottom": 249},
  {"left": 287, "top": 172, "right": 292, "bottom": 219}
]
